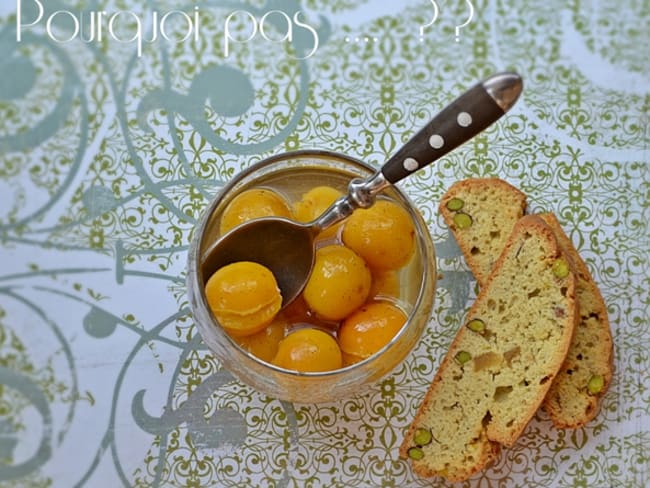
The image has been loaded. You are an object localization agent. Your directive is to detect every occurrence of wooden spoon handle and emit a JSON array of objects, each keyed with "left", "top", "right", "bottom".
[{"left": 381, "top": 72, "right": 522, "bottom": 184}]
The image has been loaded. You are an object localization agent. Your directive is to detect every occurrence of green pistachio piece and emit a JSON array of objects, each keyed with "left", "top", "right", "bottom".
[
  {"left": 407, "top": 447, "right": 425, "bottom": 460},
  {"left": 455, "top": 350, "right": 472, "bottom": 365},
  {"left": 466, "top": 318, "right": 486, "bottom": 334},
  {"left": 413, "top": 427, "right": 433, "bottom": 446},
  {"left": 446, "top": 198, "right": 464, "bottom": 211},
  {"left": 587, "top": 374, "right": 605, "bottom": 395},
  {"left": 552, "top": 258, "right": 570, "bottom": 279},
  {"left": 453, "top": 212, "right": 473, "bottom": 229}
]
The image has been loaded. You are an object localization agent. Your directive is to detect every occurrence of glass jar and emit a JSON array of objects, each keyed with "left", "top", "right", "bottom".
[{"left": 187, "top": 150, "right": 436, "bottom": 403}]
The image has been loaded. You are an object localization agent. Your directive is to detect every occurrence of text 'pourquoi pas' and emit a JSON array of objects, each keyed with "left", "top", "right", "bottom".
[{"left": 15, "top": 0, "right": 321, "bottom": 58}]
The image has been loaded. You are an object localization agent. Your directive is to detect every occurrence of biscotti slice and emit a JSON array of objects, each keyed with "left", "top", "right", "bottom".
[
  {"left": 400, "top": 215, "right": 577, "bottom": 482},
  {"left": 538, "top": 213, "right": 613, "bottom": 428},
  {"left": 439, "top": 178, "right": 526, "bottom": 287}
]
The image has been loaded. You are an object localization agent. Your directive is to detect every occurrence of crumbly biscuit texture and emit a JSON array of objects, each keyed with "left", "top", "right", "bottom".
[
  {"left": 439, "top": 178, "right": 612, "bottom": 429},
  {"left": 400, "top": 216, "right": 577, "bottom": 481},
  {"left": 538, "top": 213, "right": 613, "bottom": 428},
  {"left": 439, "top": 178, "right": 527, "bottom": 287}
]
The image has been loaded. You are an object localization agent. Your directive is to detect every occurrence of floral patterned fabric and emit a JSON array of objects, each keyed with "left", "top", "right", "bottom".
[{"left": 0, "top": 0, "right": 647, "bottom": 486}]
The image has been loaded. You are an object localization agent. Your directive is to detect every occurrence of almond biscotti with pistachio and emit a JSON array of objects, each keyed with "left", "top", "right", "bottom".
[
  {"left": 439, "top": 179, "right": 612, "bottom": 429},
  {"left": 400, "top": 215, "right": 578, "bottom": 482},
  {"left": 439, "top": 178, "right": 527, "bottom": 287},
  {"left": 538, "top": 213, "right": 613, "bottom": 428}
]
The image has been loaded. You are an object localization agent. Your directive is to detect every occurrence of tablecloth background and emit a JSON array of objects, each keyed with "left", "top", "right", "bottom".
[{"left": 0, "top": 0, "right": 648, "bottom": 486}]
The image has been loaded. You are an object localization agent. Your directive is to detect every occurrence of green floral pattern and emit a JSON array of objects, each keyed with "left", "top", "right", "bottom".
[{"left": 0, "top": 0, "right": 648, "bottom": 486}]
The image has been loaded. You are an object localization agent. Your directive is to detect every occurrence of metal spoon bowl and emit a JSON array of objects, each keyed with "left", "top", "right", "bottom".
[{"left": 199, "top": 72, "right": 523, "bottom": 306}]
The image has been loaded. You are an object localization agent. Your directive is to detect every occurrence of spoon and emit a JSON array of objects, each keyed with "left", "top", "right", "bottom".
[{"left": 202, "top": 72, "right": 523, "bottom": 307}]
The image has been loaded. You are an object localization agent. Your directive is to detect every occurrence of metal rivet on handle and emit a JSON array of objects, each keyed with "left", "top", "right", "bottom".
[
  {"left": 457, "top": 112, "right": 472, "bottom": 127},
  {"left": 403, "top": 157, "right": 419, "bottom": 171},
  {"left": 429, "top": 134, "right": 444, "bottom": 149}
]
